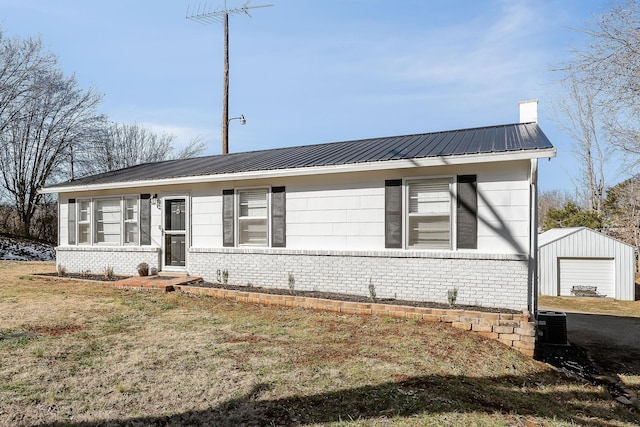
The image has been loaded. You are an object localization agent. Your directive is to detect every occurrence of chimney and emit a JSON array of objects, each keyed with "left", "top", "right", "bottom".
[{"left": 519, "top": 99, "right": 538, "bottom": 123}]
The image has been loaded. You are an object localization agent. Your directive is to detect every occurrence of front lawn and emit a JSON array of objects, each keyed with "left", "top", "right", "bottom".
[{"left": 1, "top": 261, "right": 638, "bottom": 426}]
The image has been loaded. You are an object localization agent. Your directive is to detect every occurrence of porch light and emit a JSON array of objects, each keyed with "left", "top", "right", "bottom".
[{"left": 151, "top": 194, "right": 161, "bottom": 210}]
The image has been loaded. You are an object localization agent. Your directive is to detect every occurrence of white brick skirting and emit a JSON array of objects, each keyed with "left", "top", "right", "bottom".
[
  {"left": 56, "top": 246, "right": 161, "bottom": 276},
  {"left": 189, "top": 248, "right": 529, "bottom": 310},
  {"left": 55, "top": 246, "right": 529, "bottom": 310}
]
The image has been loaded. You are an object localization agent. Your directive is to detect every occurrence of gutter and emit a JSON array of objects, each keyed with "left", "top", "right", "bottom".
[{"left": 529, "top": 158, "right": 539, "bottom": 319}]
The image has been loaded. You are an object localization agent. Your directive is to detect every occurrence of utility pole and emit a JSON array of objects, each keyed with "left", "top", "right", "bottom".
[{"left": 187, "top": 0, "right": 273, "bottom": 154}]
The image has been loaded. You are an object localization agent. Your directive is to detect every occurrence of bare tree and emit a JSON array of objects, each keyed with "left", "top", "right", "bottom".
[
  {"left": 174, "top": 136, "right": 207, "bottom": 160},
  {"left": 77, "top": 122, "right": 206, "bottom": 176},
  {"left": 0, "top": 31, "right": 57, "bottom": 135},
  {"left": 560, "top": 0, "right": 640, "bottom": 159},
  {"left": 0, "top": 31, "right": 102, "bottom": 238},
  {"left": 552, "top": 75, "right": 610, "bottom": 213},
  {"left": 604, "top": 176, "right": 640, "bottom": 270}
]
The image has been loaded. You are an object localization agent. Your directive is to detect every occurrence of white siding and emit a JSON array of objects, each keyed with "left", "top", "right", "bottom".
[
  {"left": 475, "top": 163, "right": 530, "bottom": 254},
  {"left": 286, "top": 179, "right": 385, "bottom": 250},
  {"left": 539, "top": 228, "right": 636, "bottom": 300},
  {"left": 191, "top": 188, "right": 222, "bottom": 248},
  {"left": 57, "top": 161, "right": 534, "bottom": 255}
]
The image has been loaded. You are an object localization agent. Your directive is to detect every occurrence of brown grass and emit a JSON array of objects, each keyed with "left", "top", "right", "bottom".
[
  {"left": 1, "top": 261, "right": 639, "bottom": 426},
  {"left": 539, "top": 295, "right": 640, "bottom": 318}
]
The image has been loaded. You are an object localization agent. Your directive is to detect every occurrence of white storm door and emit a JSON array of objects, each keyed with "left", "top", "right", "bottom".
[{"left": 163, "top": 197, "right": 187, "bottom": 269}]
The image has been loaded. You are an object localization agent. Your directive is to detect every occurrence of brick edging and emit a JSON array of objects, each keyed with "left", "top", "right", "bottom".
[{"left": 177, "top": 285, "right": 536, "bottom": 357}]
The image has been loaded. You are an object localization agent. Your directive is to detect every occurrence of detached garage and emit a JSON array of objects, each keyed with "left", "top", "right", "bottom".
[{"left": 538, "top": 227, "right": 636, "bottom": 300}]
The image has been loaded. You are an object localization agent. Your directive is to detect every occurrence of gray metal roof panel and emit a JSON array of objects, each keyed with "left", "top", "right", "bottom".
[{"left": 44, "top": 122, "right": 553, "bottom": 189}]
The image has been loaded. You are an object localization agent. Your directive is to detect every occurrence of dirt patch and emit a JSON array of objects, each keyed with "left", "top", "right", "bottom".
[
  {"left": 37, "top": 272, "right": 128, "bottom": 282},
  {"left": 26, "top": 324, "right": 85, "bottom": 336}
]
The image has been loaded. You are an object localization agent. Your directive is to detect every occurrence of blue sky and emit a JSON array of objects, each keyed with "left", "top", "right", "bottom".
[{"left": 0, "top": 0, "right": 616, "bottom": 193}]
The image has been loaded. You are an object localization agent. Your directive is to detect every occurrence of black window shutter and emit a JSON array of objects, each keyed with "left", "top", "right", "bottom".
[
  {"left": 271, "top": 186, "right": 286, "bottom": 247},
  {"left": 68, "top": 199, "right": 76, "bottom": 245},
  {"left": 222, "top": 189, "right": 235, "bottom": 247},
  {"left": 457, "top": 175, "right": 477, "bottom": 249},
  {"left": 385, "top": 179, "right": 403, "bottom": 248},
  {"left": 140, "top": 194, "right": 151, "bottom": 246}
]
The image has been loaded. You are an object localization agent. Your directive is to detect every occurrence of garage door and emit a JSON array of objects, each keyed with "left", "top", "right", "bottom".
[{"left": 558, "top": 258, "right": 614, "bottom": 297}]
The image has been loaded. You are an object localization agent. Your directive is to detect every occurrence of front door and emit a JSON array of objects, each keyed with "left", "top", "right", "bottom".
[{"left": 163, "top": 197, "right": 187, "bottom": 269}]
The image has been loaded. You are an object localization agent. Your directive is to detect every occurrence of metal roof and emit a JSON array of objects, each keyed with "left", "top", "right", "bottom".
[
  {"left": 538, "top": 227, "right": 584, "bottom": 247},
  {"left": 538, "top": 227, "right": 636, "bottom": 249},
  {"left": 44, "top": 122, "right": 554, "bottom": 190}
]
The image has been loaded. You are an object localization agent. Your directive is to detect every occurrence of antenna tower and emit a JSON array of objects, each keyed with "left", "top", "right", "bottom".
[{"left": 187, "top": 0, "right": 273, "bottom": 154}]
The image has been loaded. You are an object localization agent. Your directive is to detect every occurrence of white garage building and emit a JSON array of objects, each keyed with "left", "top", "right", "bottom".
[{"left": 538, "top": 227, "right": 636, "bottom": 300}]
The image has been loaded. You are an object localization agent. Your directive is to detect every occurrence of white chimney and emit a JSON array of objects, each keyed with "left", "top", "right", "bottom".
[{"left": 519, "top": 99, "right": 538, "bottom": 123}]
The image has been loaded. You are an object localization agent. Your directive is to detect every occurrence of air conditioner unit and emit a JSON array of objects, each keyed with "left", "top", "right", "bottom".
[{"left": 537, "top": 311, "right": 568, "bottom": 345}]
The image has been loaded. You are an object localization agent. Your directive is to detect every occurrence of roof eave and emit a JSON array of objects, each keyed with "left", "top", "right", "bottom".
[{"left": 40, "top": 148, "right": 557, "bottom": 194}]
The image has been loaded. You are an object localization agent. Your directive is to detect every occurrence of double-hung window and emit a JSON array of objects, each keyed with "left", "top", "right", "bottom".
[
  {"left": 407, "top": 178, "right": 452, "bottom": 249},
  {"left": 238, "top": 189, "right": 268, "bottom": 246},
  {"left": 71, "top": 196, "right": 144, "bottom": 246},
  {"left": 95, "top": 199, "right": 121, "bottom": 244},
  {"left": 223, "top": 187, "right": 286, "bottom": 248},
  {"left": 385, "top": 176, "right": 477, "bottom": 250},
  {"left": 78, "top": 200, "right": 91, "bottom": 245},
  {"left": 124, "top": 198, "right": 139, "bottom": 244}
]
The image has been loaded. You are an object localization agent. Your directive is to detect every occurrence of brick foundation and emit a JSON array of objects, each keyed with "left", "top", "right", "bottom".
[{"left": 189, "top": 247, "right": 530, "bottom": 310}]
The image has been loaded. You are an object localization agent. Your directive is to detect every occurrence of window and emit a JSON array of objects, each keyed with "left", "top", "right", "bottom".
[
  {"left": 78, "top": 200, "right": 91, "bottom": 245},
  {"left": 385, "top": 176, "right": 478, "bottom": 250},
  {"left": 238, "top": 189, "right": 268, "bottom": 246},
  {"left": 95, "top": 198, "right": 121, "bottom": 244},
  {"left": 70, "top": 195, "right": 149, "bottom": 246},
  {"left": 124, "top": 197, "right": 138, "bottom": 244},
  {"left": 407, "top": 179, "right": 452, "bottom": 249},
  {"left": 221, "top": 186, "right": 285, "bottom": 248}
]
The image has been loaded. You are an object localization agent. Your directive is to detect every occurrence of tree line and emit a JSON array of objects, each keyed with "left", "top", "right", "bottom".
[{"left": 0, "top": 29, "right": 205, "bottom": 243}]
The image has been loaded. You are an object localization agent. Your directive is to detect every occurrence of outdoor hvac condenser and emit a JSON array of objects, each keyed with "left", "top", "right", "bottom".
[{"left": 537, "top": 311, "right": 568, "bottom": 345}]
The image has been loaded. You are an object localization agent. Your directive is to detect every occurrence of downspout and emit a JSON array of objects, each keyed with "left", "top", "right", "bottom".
[{"left": 529, "top": 158, "right": 539, "bottom": 318}]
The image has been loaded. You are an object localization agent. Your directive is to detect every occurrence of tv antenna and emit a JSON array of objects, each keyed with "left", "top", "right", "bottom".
[{"left": 187, "top": 0, "right": 273, "bottom": 154}]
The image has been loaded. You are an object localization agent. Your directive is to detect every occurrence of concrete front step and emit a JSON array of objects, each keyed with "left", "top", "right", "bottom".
[{"left": 111, "top": 275, "right": 202, "bottom": 292}]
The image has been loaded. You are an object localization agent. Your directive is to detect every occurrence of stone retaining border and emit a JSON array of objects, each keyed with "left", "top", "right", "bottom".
[{"left": 177, "top": 284, "right": 536, "bottom": 357}]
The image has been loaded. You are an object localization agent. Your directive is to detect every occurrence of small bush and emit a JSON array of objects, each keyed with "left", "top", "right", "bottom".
[
  {"left": 56, "top": 265, "right": 66, "bottom": 277},
  {"left": 222, "top": 269, "right": 229, "bottom": 285},
  {"left": 368, "top": 278, "right": 377, "bottom": 302},
  {"left": 103, "top": 266, "right": 114, "bottom": 280},
  {"left": 137, "top": 262, "right": 149, "bottom": 277},
  {"left": 288, "top": 272, "right": 295, "bottom": 294},
  {"left": 447, "top": 288, "right": 458, "bottom": 306}
]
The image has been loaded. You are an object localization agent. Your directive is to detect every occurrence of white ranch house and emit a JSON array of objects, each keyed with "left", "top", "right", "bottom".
[{"left": 41, "top": 101, "right": 556, "bottom": 311}]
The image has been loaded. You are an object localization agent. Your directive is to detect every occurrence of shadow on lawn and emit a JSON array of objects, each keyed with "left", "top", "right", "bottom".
[{"left": 37, "top": 373, "right": 638, "bottom": 427}]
